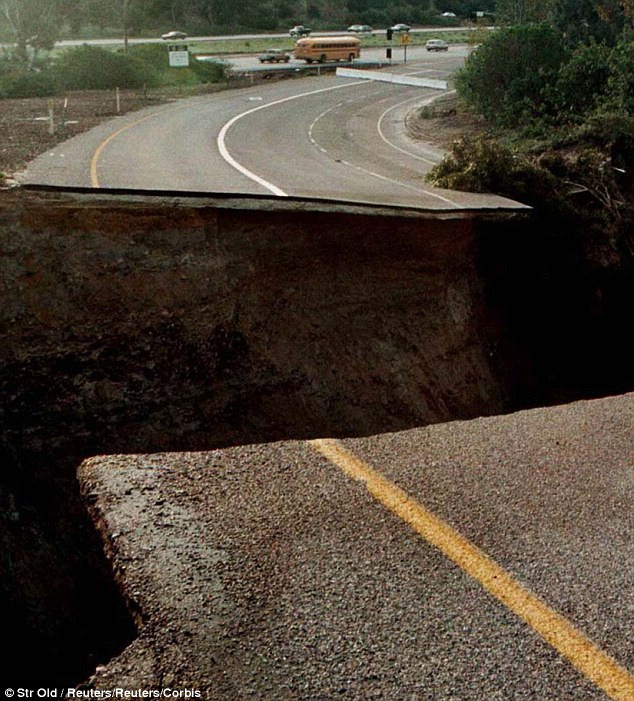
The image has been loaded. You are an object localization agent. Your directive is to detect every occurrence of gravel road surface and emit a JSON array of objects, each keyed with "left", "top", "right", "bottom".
[{"left": 80, "top": 392, "right": 634, "bottom": 699}]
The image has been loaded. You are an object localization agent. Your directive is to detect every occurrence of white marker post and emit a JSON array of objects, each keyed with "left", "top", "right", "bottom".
[{"left": 48, "top": 100, "right": 55, "bottom": 135}]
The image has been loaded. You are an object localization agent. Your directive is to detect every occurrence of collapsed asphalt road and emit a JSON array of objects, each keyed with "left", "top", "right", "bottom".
[{"left": 80, "top": 392, "right": 634, "bottom": 700}]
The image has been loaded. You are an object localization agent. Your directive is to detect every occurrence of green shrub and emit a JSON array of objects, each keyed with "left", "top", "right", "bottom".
[
  {"left": 555, "top": 40, "right": 612, "bottom": 117},
  {"left": 54, "top": 45, "right": 146, "bottom": 90},
  {"left": 427, "top": 136, "right": 560, "bottom": 206},
  {"left": 571, "top": 111, "right": 634, "bottom": 149},
  {"left": 455, "top": 24, "right": 565, "bottom": 128},
  {"left": 0, "top": 69, "right": 57, "bottom": 97},
  {"left": 126, "top": 43, "right": 170, "bottom": 87},
  {"left": 0, "top": 53, "right": 57, "bottom": 97},
  {"left": 607, "top": 38, "right": 634, "bottom": 113},
  {"left": 190, "top": 56, "right": 227, "bottom": 83}
]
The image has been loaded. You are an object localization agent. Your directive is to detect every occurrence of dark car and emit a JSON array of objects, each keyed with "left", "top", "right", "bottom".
[
  {"left": 161, "top": 30, "right": 187, "bottom": 40},
  {"left": 289, "top": 25, "right": 312, "bottom": 36},
  {"left": 259, "top": 49, "right": 291, "bottom": 63}
]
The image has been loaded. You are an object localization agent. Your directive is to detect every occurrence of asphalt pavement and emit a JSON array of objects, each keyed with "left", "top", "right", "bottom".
[
  {"left": 22, "top": 52, "right": 525, "bottom": 211},
  {"left": 80, "top": 392, "right": 634, "bottom": 699}
]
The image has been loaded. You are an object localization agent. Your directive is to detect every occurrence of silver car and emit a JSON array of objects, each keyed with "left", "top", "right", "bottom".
[
  {"left": 161, "top": 30, "right": 187, "bottom": 40},
  {"left": 426, "top": 39, "right": 449, "bottom": 51}
]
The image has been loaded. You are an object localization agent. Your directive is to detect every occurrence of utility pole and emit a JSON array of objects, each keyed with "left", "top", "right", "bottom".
[{"left": 122, "top": 0, "right": 130, "bottom": 53}]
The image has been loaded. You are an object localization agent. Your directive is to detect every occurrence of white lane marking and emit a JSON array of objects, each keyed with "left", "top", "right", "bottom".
[
  {"left": 353, "top": 163, "right": 459, "bottom": 204},
  {"left": 307, "top": 87, "right": 460, "bottom": 206},
  {"left": 376, "top": 90, "right": 457, "bottom": 164},
  {"left": 308, "top": 103, "right": 341, "bottom": 145},
  {"left": 217, "top": 80, "right": 367, "bottom": 196}
]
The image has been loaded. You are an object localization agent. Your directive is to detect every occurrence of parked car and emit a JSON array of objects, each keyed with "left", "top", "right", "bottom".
[
  {"left": 347, "top": 24, "right": 373, "bottom": 34},
  {"left": 390, "top": 23, "right": 411, "bottom": 33},
  {"left": 259, "top": 48, "right": 291, "bottom": 63},
  {"left": 161, "top": 30, "right": 187, "bottom": 40},
  {"left": 426, "top": 39, "right": 449, "bottom": 51},
  {"left": 289, "top": 25, "right": 312, "bottom": 36}
]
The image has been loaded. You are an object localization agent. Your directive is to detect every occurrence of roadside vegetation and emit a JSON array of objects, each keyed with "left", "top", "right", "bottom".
[
  {"left": 0, "top": 42, "right": 227, "bottom": 98},
  {"left": 422, "top": 1, "right": 634, "bottom": 401},
  {"left": 427, "top": 3, "right": 634, "bottom": 238}
]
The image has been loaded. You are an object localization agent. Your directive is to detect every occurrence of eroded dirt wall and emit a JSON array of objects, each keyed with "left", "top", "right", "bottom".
[
  {"left": 2, "top": 191, "right": 513, "bottom": 449},
  {"left": 1, "top": 188, "right": 518, "bottom": 685}
]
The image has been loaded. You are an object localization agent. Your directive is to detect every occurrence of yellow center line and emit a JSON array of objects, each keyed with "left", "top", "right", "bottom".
[
  {"left": 309, "top": 437, "right": 634, "bottom": 701},
  {"left": 90, "top": 106, "right": 181, "bottom": 188}
]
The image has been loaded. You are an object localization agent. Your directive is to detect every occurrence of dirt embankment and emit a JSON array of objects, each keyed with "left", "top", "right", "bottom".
[{"left": 1, "top": 188, "right": 522, "bottom": 686}]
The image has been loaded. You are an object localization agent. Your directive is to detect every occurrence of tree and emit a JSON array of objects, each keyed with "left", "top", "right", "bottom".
[
  {"left": 555, "top": 39, "right": 613, "bottom": 115},
  {"left": 455, "top": 23, "right": 565, "bottom": 127},
  {"left": 552, "top": 0, "right": 634, "bottom": 46},
  {"left": 496, "top": 0, "right": 554, "bottom": 24},
  {"left": 0, "top": 0, "right": 61, "bottom": 62}
]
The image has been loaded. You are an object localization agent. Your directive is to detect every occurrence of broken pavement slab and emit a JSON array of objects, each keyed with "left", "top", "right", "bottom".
[{"left": 79, "top": 392, "right": 634, "bottom": 699}]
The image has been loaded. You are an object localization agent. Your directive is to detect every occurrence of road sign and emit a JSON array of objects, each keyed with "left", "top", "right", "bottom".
[
  {"left": 401, "top": 33, "right": 410, "bottom": 45},
  {"left": 168, "top": 44, "right": 189, "bottom": 67}
]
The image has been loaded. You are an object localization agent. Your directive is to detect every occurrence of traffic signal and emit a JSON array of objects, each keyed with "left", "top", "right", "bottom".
[{"left": 386, "top": 28, "right": 393, "bottom": 40}]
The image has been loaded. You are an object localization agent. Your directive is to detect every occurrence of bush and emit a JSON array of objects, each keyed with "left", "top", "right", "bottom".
[
  {"left": 0, "top": 53, "right": 56, "bottom": 97},
  {"left": 190, "top": 56, "right": 227, "bottom": 83},
  {"left": 54, "top": 45, "right": 146, "bottom": 90},
  {"left": 607, "top": 38, "right": 634, "bottom": 113},
  {"left": 125, "top": 43, "right": 167, "bottom": 87},
  {"left": 570, "top": 111, "right": 634, "bottom": 149},
  {"left": 128, "top": 43, "right": 227, "bottom": 86},
  {"left": 455, "top": 24, "right": 565, "bottom": 128},
  {"left": 0, "top": 69, "right": 57, "bottom": 97},
  {"left": 555, "top": 40, "right": 612, "bottom": 117},
  {"left": 427, "top": 136, "right": 560, "bottom": 206}
]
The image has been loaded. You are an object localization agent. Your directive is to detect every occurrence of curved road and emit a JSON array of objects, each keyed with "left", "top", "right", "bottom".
[{"left": 24, "top": 52, "right": 521, "bottom": 210}]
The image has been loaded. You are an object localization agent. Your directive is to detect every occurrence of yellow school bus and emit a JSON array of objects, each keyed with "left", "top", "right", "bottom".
[{"left": 294, "top": 36, "right": 361, "bottom": 63}]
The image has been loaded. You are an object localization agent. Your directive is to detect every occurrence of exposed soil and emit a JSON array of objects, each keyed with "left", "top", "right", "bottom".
[
  {"left": 405, "top": 91, "right": 486, "bottom": 149},
  {"left": 0, "top": 91, "right": 160, "bottom": 177},
  {"left": 1, "top": 190, "right": 519, "bottom": 686}
]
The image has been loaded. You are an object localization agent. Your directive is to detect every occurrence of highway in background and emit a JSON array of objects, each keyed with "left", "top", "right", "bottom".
[{"left": 45, "top": 26, "right": 473, "bottom": 48}]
